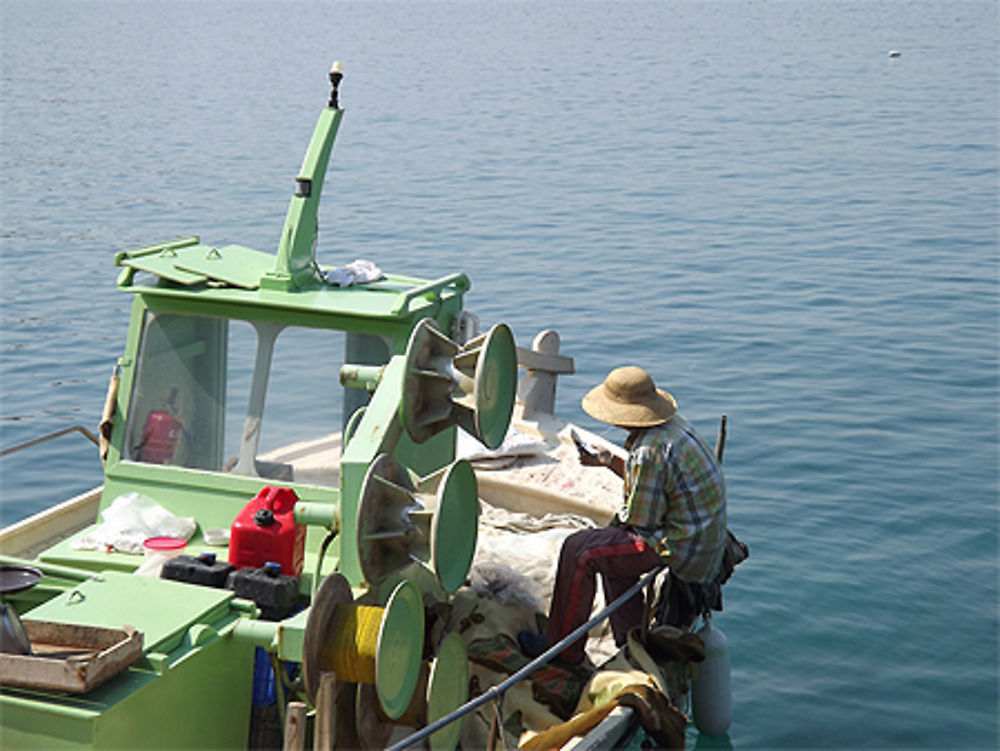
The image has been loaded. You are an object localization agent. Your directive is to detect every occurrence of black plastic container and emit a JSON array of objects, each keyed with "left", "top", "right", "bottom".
[
  {"left": 161, "top": 552, "right": 234, "bottom": 588},
  {"left": 226, "top": 562, "right": 299, "bottom": 620}
]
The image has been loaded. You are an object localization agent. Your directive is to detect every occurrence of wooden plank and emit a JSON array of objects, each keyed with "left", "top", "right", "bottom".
[
  {"left": 313, "top": 671, "right": 337, "bottom": 751},
  {"left": 283, "top": 701, "right": 308, "bottom": 751}
]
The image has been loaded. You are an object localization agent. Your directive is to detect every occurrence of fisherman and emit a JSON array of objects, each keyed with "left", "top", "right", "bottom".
[{"left": 518, "top": 366, "right": 728, "bottom": 666}]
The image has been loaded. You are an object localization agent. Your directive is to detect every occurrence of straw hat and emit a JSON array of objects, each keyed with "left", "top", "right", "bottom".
[{"left": 582, "top": 366, "right": 677, "bottom": 428}]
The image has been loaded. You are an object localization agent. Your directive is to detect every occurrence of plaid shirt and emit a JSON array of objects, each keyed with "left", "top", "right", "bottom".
[{"left": 619, "top": 415, "right": 727, "bottom": 583}]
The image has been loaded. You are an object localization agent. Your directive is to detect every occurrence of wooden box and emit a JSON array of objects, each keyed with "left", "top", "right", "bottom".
[{"left": 0, "top": 620, "right": 143, "bottom": 693}]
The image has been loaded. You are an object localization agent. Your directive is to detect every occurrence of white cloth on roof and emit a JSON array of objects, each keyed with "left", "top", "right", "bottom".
[{"left": 322, "top": 259, "right": 385, "bottom": 286}]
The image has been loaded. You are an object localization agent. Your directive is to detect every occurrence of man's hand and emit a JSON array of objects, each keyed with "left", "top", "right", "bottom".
[
  {"left": 584, "top": 447, "right": 626, "bottom": 478},
  {"left": 578, "top": 447, "right": 612, "bottom": 468},
  {"left": 571, "top": 429, "right": 625, "bottom": 477}
]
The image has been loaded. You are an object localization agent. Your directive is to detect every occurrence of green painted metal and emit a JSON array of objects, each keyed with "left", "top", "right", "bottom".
[
  {"left": 28, "top": 572, "right": 237, "bottom": 653},
  {"left": 264, "top": 106, "right": 344, "bottom": 291},
  {"left": 5, "top": 573, "right": 254, "bottom": 749},
  {"left": 116, "top": 241, "right": 277, "bottom": 289},
  {"left": 397, "top": 319, "right": 517, "bottom": 450},
  {"left": 293, "top": 501, "right": 339, "bottom": 530},
  {"left": 334, "top": 348, "right": 465, "bottom": 586},
  {"left": 375, "top": 579, "right": 424, "bottom": 720},
  {"left": 2, "top": 631, "right": 253, "bottom": 749},
  {"left": 340, "top": 363, "right": 387, "bottom": 391},
  {"left": 426, "top": 632, "right": 469, "bottom": 751},
  {"left": 115, "top": 258, "right": 468, "bottom": 330},
  {"left": 176, "top": 244, "right": 278, "bottom": 289},
  {"left": 427, "top": 459, "right": 479, "bottom": 594},
  {"left": 338, "top": 355, "right": 408, "bottom": 585},
  {"left": 462, "top": 322, "right": 517, "bottom": 450},
  {"left": 343, "top": 332, "right": 392, "bottom": 432},
  {"left": 231, "top": 606, "right": 310, "bottom": 663},
  {"left": 113, "top": 237, "right": 206, "bottom": 286}
]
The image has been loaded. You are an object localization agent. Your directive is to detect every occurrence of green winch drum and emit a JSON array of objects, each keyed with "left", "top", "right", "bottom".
[
  {"left": 356, "top": 454, "right": 478, "bottom": 593},
  {"left": 469, "top": 322, "right": 517, "bottom": 451},
  {"left": 374, "top": 579, "right": 425, "bottom": 719},
  {"left": 353, "top": 629, "right": 470, "bottom": 751},
  {"left": 399, "top": 318, "right": 516, "bottom": 450},
  {"left": 400, "top": 318, "right": 462, "bottom": 445},
  {"left": 425, "top": 632, "right": 470, "bottom": 751},
  {"left": 430, "top": 459, "right": 479, "bottom": 594},
  {"left": 302, "top": 574, "right": 424, "bottom": 720}
]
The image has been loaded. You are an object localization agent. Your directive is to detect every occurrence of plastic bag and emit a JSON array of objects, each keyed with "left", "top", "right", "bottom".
[{"left": 70, "top": 492, "right": 196, "bottom": 554}]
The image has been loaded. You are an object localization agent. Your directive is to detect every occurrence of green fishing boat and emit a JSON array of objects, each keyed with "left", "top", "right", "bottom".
[{"left": 0, "top": 65, "right": 736, "bottom": 750}]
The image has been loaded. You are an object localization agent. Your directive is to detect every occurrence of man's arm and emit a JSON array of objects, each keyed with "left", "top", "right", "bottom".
[{"left": 619, "top": 442, "right": 668, "bottom": 529}]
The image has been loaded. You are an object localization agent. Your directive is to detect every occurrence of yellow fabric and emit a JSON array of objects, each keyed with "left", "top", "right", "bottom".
[
  {"left": 521, "top": 683, "right": 686, "bottom": 751},
  {"left": 519, "top": 701, "right": 618, "bottom": 750},
  {"left": 574, "top": 669, "right": 658, "bottom": 714}
]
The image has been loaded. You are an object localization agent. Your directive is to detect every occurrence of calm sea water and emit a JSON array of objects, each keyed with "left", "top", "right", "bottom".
[{"left": 1, "top": 1, "right": 997, "bottom": 748}]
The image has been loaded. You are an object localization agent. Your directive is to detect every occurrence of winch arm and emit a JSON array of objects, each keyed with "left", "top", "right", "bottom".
[{"left": 263, "top": 62, "right": 345, "bottom": 291}]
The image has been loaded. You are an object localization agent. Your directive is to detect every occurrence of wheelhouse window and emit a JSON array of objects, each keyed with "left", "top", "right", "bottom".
[{"left": 124, "top": 311, "right": 355, "bottom": 487}]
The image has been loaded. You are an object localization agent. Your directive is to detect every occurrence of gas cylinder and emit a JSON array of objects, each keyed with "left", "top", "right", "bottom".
[
  {"left": 137, "top": 388, "right": 184, "bottom": 464},
  {"left": 137, "top": 410, "right": 184, "bottom": 464},
  {"left": 229, "top": 486, "right": 305, "bottom": 577},
  {"left": 691, "top": 615, "right": 732, "bottom": 736}
]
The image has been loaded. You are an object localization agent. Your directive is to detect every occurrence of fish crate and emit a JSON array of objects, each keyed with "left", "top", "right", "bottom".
[{"left": 0, "top": 621, "right": 142, "bottom": 693}]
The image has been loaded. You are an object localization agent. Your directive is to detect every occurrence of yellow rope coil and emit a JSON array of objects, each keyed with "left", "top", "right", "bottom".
[{"left": 321, "top": 603, "right": 384, "bottom": 684}]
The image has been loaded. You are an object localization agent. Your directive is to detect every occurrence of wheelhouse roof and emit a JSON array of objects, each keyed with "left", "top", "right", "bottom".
[{"left": 115, "top": 237, "right": 469, "bottom": 326}]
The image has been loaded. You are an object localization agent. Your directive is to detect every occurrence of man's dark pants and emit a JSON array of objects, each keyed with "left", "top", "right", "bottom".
[{"left": 545, "top": 526, "right": 663, "bottom": 665}]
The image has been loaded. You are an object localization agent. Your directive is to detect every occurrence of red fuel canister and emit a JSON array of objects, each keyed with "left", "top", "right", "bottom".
[{"left": 229, "top": 486, "right": 305, "bottom": 577}]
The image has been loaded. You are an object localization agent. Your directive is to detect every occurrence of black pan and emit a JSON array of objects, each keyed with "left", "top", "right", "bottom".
[{"left": 0, "top": 564, "right": 43, "bottom": 595}]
